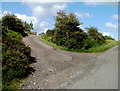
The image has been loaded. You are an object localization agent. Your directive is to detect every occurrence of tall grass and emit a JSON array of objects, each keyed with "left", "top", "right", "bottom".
[{"left": 38, "top": 34, "right": 120, "bottom": 53}]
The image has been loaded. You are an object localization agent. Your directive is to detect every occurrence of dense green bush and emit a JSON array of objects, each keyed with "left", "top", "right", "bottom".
[
  {"left": 2, "top": 29, "right": 34, "bottom": 90},
  {"left": 46, "top": 29, "right": 54, "bottom": 36},
  {"left": 40, "top": 11, "right": 118, "bottom": 52},
  {"left": 45, "top": 11, "right": 107, "bottom": 50},
  {"left": 49, "top": 11, "right": 88, "bottom": 49},
  {"left": 86, "top": 26, "right": 106, "bottom": 45},
  {"left": 39, "top": 34, "right": 120, "bottom": 53},
  {"left": 83, "top": 37, "right": 98, "bottom": 49},
  {"left": 2, "top": 14, "right": 34, "bottom": 90},
  {"left": 2, "top": 13, "right": 33, "bottom": 37},
  {"left": 104, "top": 35, "right": 115, "bottom": 40}
]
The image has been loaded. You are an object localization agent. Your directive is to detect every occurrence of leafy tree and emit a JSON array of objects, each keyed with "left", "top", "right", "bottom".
[
  {"left": 86, "top": 26, "right": 105, "bottom": 45},
  {"left": 86, "top": 26, "right": 98, "bottom": 36},
  {"left": 45, "top": 11, "right": 108, "bottom": 50},
  {"left": 46, "top": 29, "right": 54, "bottom": 36},
  {"left": 51, "top": 11, "right": 87, "bottom": 49},
  {"left": 2, "top": 13, "right": 32, "bottom": 37},
  {"left": 23, "top": 21, "right": 33, "bottom": 32}
]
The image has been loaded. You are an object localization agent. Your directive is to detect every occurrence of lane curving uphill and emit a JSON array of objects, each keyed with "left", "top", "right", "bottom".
[{"left": 21, "top": 35, "right": 118, "bottom": 89}]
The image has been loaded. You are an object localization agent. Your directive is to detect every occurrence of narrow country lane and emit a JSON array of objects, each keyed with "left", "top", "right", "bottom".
[{"left": 21, "top": 35, "right": 118, "bottom": 89}]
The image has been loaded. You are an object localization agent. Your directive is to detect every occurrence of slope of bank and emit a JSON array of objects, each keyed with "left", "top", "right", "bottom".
[{"left": 38, "top": 34, "right": 120, "bottom": 53}]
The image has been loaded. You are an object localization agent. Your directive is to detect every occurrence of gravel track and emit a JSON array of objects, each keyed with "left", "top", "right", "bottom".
[{"left": 21, "top": 35, "right": 117, "bottom": 89}]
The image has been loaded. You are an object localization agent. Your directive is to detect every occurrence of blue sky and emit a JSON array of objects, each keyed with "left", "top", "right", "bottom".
[{"left": 1, "top": 1, "right": 118, "bottom": 40}]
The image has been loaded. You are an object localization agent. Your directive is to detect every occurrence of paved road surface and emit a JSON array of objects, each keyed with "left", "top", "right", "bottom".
[
  {"left": 61, "top": 45, "right": 118, "bottom": 89},
  {"left": 21, "top": 35, "right": 118, "bottom": 89}
]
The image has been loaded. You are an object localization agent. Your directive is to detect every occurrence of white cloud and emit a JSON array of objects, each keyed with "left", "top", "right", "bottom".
[
  {"left": 103, "top": 32, "right": 118, "bottom": 41},
  {"left": 75, "top": 12, "right": 93, "bottom": 18},
  {"left": 1, "top": 2, "right": 67, "bottom": 34},
  {"left": 43, "top": 28, "right": 48, "bottom": 34},
  {"left": 15, "top": 13, "right": 37, "bottom": 24},
  {"left": 0, "top": 11, "right": 12, "bottom": 19},
  {"left": 105, "top": 22, "right": 117, "bottom": 30},
  {"left": 15, "top": 13, "right": 49, "bottom": 34},
  {"left": 21, "top": 2, "right": 66, "bottom": 34},
  {"left": 24, "top": 2, "right": 66, "bottom": 19},
  {"left": 39, "top": 21, "right": 49, "bottom": 33},
  {"left": 112, "top": 14, "right": 119, "bottom": 20},
  {"left": 1, "top": 10, "right": 49, "bottom": 34},
  {"left": 3, "top": 11, "right": 11, "bottom": 15},
  {"left": 103, "top": 32, "right": 110, "bottom": 36},
  {"left": 15, "top": 13, "right": 43, "bottom": 33}
]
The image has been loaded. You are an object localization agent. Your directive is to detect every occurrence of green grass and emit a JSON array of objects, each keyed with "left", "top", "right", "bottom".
[
  {"left": 87, "top": 40, "right": 120, "bottom": 52},
  {"left": 3, "top": 79, "right": 20, "bottom": 91},
  {"left": 2, "top": 78, "right": 28, "bottom": 91},
  {"left": 38, "top": 34, "right": 70, "bottom": 50},
  {"left": 38, "top": 34, "right": 120, "bottom": 53}
]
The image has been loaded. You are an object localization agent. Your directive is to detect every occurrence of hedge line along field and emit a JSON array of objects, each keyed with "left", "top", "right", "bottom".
[{"left": 38, "top": 11, "right": 119, "bottom": 53}]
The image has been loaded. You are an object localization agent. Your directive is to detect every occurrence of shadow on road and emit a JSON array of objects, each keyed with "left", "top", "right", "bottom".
[{"left": 26, "top": 56, "right": 36, "bottom": 77}]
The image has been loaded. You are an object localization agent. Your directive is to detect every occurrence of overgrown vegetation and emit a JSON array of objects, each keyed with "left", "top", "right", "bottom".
[
  {"left": 39, "top": 11, "right": 119, "bottom": 52},
  {"left": 39, "top": 34, "right": 120, "bottom": 53},
  {"left": 2, "top": 13, "right": 33, "bottom": 37},
  {"left": 2, "top": 13, "right": 35, "bottom": 91}
]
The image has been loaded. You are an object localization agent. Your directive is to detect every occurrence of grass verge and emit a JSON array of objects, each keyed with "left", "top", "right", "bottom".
[
  {"left": 38, "top": 34, "right": 120, "bottom": 53},
  {"left": 3, "top": 77, "right": 28, "bottom": 91}
]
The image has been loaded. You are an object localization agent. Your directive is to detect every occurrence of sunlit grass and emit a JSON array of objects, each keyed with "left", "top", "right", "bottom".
[{"left": 38, "top": 34, "right": 120, "bottom": 53}]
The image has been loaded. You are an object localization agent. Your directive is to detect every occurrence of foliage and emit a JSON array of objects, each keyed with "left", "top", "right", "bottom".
[
  {"left": 2, "top": 14, "right": 35, "bottom": 90},
  {"left": 85, "top": 26, "right": 106, "bottom": 45},
  {"left": 46, "top": 29, "right": 54, "bottom": 36},
  {"left": 45, "top": 11, "right": 107, "bottom": 49},
  {"left": 39, "top": 34, "right": 67, "bottom": 49},
  {"left": 82, "top": 37, "right": 98, "bottom": 49},
  {"left": 2, "top": 29, "right": 34, "bottom": 90},
  {"left": 2, "top": 13, "right": 33, "bottom": 37},
  {"left": 44, "top": 11, "right": 116, "bottom": 51},
  {"left": 22, "top": 21, "right": 33, "bottom": 32},
  {"left": 87, "top": 40, "right": 120, "bottom": 52},
  {"left": 39, "top": 34, "right": 120, "bottom": 53},
  {"left": 104, "top": 35, "right": 115, "bottom": 40},
  {"left": 49, "top": 11, "right": 87, "bottom": 49}
]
